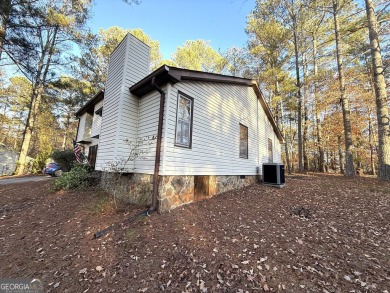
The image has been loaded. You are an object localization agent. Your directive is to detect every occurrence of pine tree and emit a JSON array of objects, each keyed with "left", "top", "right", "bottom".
[{"left": 365, "top": 0, "right": 390, "bottom": 180}]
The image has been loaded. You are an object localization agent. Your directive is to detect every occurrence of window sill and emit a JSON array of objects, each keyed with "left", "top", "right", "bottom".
[{"left": 174, "top": 143, "right": 192, "bottom": 149}]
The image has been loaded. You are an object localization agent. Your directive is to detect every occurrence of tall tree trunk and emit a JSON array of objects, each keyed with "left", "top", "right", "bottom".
[
  {"left": 326, "top": 148, "right": 329, "bottom": 172},
  {"left": 364, "top": 48, "right": 377, "bottom": 176},
  {"left": 302, "top": 53, "right": 309, "bottom": 171},
  {"left": 293, "top": 28, "right": 303, "bottom": 172},
  {"left": 289, "top": 115, "right": 295, "bottom": 172},
  {"left": 271, "top": 67, "right": 280, "bottom": 126},
  {"left": 62, "top": 126, "right": 68, "bottom": 150},
  {"left": 0, "top": 98, "right": 8, "bottom": 143},
  {"left": 280, "top": 95, "right": 291, "bottom": 174},
  {"left": 0, "top": 0, "right": 11, "bottom": 61},
  {"left": 338, "top": 135, "right": 345, "bottom": 174},
  {"left": 16, "top": 26, "right": 58, "bottom": 174},
  {"left": 313, "top": 34, "right": 325, "bottom": 172},
  {"left": 365, "top": 0, "right": 390, "bottom": 180},
  {"left": 17, "top": 86, "right": 43, "bottom": 173},
  {"left": 62, "top": 114, "right": 71, "bottom": 150},
  {"left": 368, "top": 113, "right": 376, "bottom": 175},
  {"left": 332, "top": 0, "right": 355, "bottom": 176}
]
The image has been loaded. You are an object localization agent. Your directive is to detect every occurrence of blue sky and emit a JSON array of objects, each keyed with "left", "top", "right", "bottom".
[{"left": 88, "top": 0, "right": 256, "bottom": 59}]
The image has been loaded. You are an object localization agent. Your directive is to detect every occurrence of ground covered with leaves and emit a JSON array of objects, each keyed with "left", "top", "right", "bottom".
[{"left": 0, "top": 174, "right": 389, "bottom": 292}]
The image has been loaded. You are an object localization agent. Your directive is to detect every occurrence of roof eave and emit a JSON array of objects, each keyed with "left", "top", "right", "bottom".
[
  {"left": 130, "top": 66, "right": 255, "bottom": 97},
  {"left": 251, "top": 84, "right": 284, "bottom": 143},
  {"left": 75, "top": 90, "right": 104, "bottom": 117},
  {"left": 130, "top": 66, "right": 181, "bottom": 96}
]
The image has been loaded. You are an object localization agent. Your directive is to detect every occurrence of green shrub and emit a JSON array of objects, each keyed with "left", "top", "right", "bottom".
[
  {"left": 51, "top": 165, "right": 96, "bottom": 191},
  {"left": 50, "top": 149, "right": 76, "bottom": 172}
]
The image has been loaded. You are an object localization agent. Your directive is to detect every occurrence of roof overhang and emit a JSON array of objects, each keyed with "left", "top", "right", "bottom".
[
  {"left": 130, "top": 66, "right": 256, "bottom": 96},
  {"left": 77, "top": 140, "right": 92, "bottom": 144},
  {"left": 76, "top": 89, "right": 104, "bottom": 117},
  {"left": 129, "top": 66, "right": 284, "bottom": 143}
]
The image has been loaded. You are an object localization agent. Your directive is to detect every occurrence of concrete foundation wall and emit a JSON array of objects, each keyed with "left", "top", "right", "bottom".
[{"left": 101, "top": 172, "right": 258, "bottom": 212}]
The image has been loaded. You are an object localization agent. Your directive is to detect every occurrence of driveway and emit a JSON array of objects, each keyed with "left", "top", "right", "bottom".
[{"left": 0, "top": 175, "right": 53, "bottom": 185}]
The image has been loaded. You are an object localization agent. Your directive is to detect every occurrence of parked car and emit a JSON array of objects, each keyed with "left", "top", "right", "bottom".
[{"left": 42, "top": 162, "right": 63, "bottom": 177}]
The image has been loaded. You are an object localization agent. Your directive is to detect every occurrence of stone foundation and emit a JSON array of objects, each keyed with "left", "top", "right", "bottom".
[
  {"left": 100, "top": 172, "right": 258, "bottom": 212},
  {"left": 214, "top": 175, "right": 257, "bottom": 194},
  {"left": 158, "top": 175, "right": 194, "bottom": 212},
  {"left": 100, "top": 172, "right": 153, "bottom": 206}
]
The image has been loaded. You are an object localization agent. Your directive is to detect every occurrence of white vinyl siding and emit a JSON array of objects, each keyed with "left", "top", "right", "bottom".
[
  {"left": 159, "top": 81, "right": 282, "bottom": 176},
  {"left": 76, "top": 114, "right": 86, "bottom": 142},
  {"left": 161, "top": 81, "right": 258, "bottom": 175},
  {"left": 268, "top": 138, "right": 273, "bottom": 163},
  {"left": 258, "top": 102, "right": 281, "bottom": 166},
  {"left": 91, "top": 100, "right": 103, "bottom": 139},
  {"left": 76, "top": 113, "right": 92, "bottom": 142},
  {"left": 95, "top": 34, "right": 150, "bottom": 171},
  {"left": 131, "top": 86, "right": 168, "bottom": 174}
]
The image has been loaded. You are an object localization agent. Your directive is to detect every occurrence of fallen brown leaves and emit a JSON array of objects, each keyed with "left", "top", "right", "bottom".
[{"left": 0, "top": 173, "right": 389, "bottom": 292}]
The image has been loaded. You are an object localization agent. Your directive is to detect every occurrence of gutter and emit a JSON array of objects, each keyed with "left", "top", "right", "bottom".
[{"left": 148, "top": 77, "right": 165, "bottom": 214}]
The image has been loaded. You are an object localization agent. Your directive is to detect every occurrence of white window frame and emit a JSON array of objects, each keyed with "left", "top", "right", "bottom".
[
  {"left": 174, "top": 92, "right": 194, "bottom": 148},
  {"left": 239, "top": 124, "right": 248, "bottom": 159}
]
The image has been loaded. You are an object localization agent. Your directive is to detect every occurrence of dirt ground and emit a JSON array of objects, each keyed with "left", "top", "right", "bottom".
[{"left": 0, "top": 174, "right": 389, "bottom": 293}]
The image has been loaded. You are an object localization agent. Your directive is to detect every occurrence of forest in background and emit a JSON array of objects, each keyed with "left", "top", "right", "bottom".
[{"left": 0, "top": 0, "right": 389, "bottom": 178}]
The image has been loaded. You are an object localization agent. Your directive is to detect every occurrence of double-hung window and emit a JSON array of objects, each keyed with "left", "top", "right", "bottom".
[
  {"left": 239, "top": 124, "right": 248, "bottom": 159},
  {"left": 175, "top": 92, "right": 193, "bottom": 148}
]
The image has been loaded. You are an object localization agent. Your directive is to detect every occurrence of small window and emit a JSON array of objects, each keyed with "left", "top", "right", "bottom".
[
  {"left": 95, "top": 107, "right": 103, "bottom": 116},
  {"left": 239, "top": 124, "right": 248, "bottom": 159},
  {"left": 268, "top": 138, "right": 273, "bottom": 163},
  {"left": 175, "top": 92, "right": 193, "bottom": 148}
]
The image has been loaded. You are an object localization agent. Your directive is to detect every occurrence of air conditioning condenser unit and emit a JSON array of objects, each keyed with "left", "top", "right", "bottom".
[{"left": 262, "top": 163, "right": 285, "bottom": 187}]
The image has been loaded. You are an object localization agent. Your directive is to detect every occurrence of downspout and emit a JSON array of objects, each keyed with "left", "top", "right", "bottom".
[{"left": 148, "top": 77, "right": 165, "bottom": 214}]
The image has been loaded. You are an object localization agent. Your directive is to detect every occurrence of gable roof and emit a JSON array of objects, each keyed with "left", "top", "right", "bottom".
[
  {"left": 130, "top": 66, "right": 284, "bottom": 142},
  {"left": 75, "top": 90, "right": 104, "bottom": 117}
]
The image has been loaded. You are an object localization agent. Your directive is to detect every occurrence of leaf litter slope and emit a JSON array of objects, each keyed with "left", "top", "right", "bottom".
[{"left": 0, "top": 174, "right": 389, "bottom": 292}]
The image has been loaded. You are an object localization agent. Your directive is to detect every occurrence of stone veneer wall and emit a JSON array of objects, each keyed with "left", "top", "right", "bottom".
[
  {"left": 158, "top": 176, "right": 194, "bottom": 212},
  {"left": 100, "top": 173, "right": 153, "bottom": 206},
  {"left": 214, "top": 175, "right": 257, "bottom": 194},
  {"left": 100, "top": 172, "right": 258, "bottom": 212},
  {"left": 158, "top": 175, "right": 258, "bottom": 213}
]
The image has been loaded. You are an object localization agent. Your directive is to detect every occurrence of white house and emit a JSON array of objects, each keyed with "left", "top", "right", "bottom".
[
  {"left": 0, "top": 143, "right": 18, "bottom": 176},
  {"left": 75, "top": 89, "right": 104, "bottom": 168},
  {"left": 76, "top": 33, "right": 283, "bottom": 212}
]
